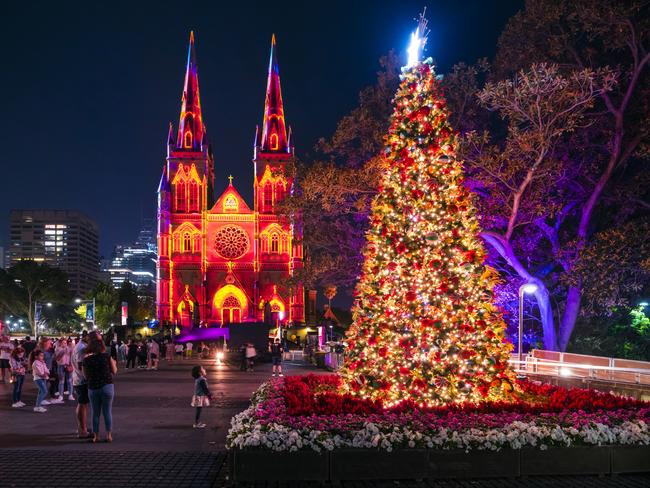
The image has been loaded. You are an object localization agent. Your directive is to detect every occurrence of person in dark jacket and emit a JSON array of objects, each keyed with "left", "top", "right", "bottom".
[{"left": 126, "top": 340, "right": 138, "bottom": 369}]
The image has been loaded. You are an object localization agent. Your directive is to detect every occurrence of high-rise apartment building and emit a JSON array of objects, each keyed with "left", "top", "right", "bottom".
[
  {"left": 8, "top": 210, "right": 100, "bottom": 296},
  {"left": 105, "top": 219, "right": 157, "bottom": 289}
]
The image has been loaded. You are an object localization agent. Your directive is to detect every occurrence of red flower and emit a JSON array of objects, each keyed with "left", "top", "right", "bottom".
[
  {"left": 398, "top": 338, "right": 411, "bottom": 348},
  {"left": 405, "top": 291, "right": 417, "bottom": 302},
  {"left": 399, "top": 367, "right": 411, "bottom": 376},
  {"left": 378, "top": 347, "right": 388, "bottom": 357},
  {"left": 396, "top": 242, "right": 408, "bottom": 254},
  {"left": 420, "top": 318, "right": 435, "bottom": 328}
]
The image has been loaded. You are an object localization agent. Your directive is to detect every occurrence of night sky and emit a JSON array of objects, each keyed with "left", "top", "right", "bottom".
[{"left": 1, "top": 1, "right": 522, "bottom": 258}]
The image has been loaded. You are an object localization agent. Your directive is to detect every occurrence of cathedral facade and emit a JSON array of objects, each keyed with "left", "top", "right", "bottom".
[{"left": 156, "top": 32, "right": 305, "bottom": 328}]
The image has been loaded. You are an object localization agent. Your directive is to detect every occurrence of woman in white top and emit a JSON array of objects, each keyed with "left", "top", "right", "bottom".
[{"left": 55, "top": 338, "right": 74, "bottom": 401}]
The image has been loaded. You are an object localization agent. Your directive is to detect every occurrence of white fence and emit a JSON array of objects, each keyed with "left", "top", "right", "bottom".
[{"left": 512, "top": 350, "right": 650, "bottom": 386}]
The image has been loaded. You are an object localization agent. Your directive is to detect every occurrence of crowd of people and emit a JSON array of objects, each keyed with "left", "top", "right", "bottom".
[
  {"left": 1, "top": 332, "right": 287, "bottom": 434},
  {"left": 1, "top": 331, "right": 116, "bottom": 442}
]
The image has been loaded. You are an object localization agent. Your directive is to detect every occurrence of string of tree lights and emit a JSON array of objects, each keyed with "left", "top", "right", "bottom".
[{"left": 340, "top": 20, "right": 515, "bottom": 407}]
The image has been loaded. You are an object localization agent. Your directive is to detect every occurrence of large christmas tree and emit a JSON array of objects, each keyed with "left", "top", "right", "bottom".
[{"left": 340, "top": 27, "right": 514, "bottom": 407}]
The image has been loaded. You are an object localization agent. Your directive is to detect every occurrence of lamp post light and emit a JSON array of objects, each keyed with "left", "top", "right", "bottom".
[
  {"left": 518, "top": 283, "right": 538, "bottom": 370},
  {"left": 75, "top": 297, "right": 97, "bottom": 330},
  {"left": 33, "top": 301, "right": 53, "bottom": 339}
]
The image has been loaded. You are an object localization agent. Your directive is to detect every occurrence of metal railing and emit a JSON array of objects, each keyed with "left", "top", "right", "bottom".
[{"left": 511, "top": 350, "right": 650, "bottom": 386}]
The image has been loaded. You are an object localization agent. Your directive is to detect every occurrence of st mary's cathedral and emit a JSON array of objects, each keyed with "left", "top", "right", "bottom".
[{"left": 156, "top": 32, "right": 306, "bottom": 329}]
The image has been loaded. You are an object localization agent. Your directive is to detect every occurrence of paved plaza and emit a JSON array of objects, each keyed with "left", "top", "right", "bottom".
[{"left": 1, "top": 357, "right": 650, "bottom": 488}]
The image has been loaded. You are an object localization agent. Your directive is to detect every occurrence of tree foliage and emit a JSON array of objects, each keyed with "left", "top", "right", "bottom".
[{"left": 0, "top": 261, "right": 72, "bottom": 336}]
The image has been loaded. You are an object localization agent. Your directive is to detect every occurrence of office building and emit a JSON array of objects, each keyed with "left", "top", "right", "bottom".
[{"left": 8, "top": 209, "right": 100, "bottom": 296}]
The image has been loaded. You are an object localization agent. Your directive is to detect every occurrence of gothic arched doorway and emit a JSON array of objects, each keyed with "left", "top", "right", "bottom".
[{"left": 213, "top": 285, "right": 247, "bottom": 325}]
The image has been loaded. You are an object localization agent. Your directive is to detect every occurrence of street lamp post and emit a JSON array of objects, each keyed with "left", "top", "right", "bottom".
[
  {"left": 76, "top": 297, "right": 97, "bottom": 330},
  {"left": 33, "top": 301, "right": 53, "bottom": 339},
  {"left": 518, "top": 283, "right": 538, "bottom": 370}
]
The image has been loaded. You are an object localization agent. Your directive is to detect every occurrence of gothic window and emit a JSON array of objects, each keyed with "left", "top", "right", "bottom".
[
  {"left": 281, "top": 234, "right": 288, "bottom": 254},
  {"left": 214, "top": 225, "right": 250, "bottom": 260},
  {"left": 264, "top": 182, "right": 273, "bottom": 211},
  {"left": 271, "top": 233, "right": 279, "bottom": 253},
  {"left": 173, "top": 234, "right": 180, "bottom": 252},
  {"left": 184, "top": 131, "right": 193, "bottom": 148},
  {"left": 183, "top": 232, "right": 192, "bottom": 252},
  {"left": 224, "top": 194, "right": 238, "bottom": 212},
  {"left": 193, "top": 234, "right": 201, "bottom": 252},
  {"left": 270, "top": 133, "right": 279, "bottom": 150},
  {"left": 189, "top": 180, "right": 199, "bottom": 211},
  {"left": 175, "top": 182, "right": 186, "bottom": 212},
  {"left": 222, "top": 295, "right": 240, "bottom": 308},
  {"left": 275, "top": 182, "right": 284, "bottom": 203}
]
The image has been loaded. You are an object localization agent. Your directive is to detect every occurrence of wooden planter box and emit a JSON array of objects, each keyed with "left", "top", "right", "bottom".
[
  {"left": 520, "top": 446, "right": 610, "bottom": 476},
  {"left": 230, "top": 450, "right": 328, "bottom": 481},
  {"left": 230, "top": 445, "right": 650, "bottom": 481},
  {"left": 428, "top": 449, "right": 519, "bottom": 478},
  {"left": 611, "top": 445, "right": 650, "bottom": 473}
]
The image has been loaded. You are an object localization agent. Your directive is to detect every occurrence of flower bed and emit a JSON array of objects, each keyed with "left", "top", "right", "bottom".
[{"left": 227, "top": 374, "right": 650, "bottom": 453}]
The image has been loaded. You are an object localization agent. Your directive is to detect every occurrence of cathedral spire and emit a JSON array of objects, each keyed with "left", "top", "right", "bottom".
[
  {"left": 260, "top": 34, "right": 289, "bottom": 153},
  {"left": 176, "top": 30, "right": 204, "bottom": 150}
]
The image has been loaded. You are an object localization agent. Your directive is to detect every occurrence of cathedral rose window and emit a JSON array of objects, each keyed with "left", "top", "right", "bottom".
[{"left": 214, "top": 225, "right": 250, "bottom": 259}]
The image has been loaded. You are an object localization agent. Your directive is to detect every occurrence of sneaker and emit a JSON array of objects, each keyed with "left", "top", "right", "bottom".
[
  {"left": 55, "top": 395, "right": 64, "bottom": 401},
  {"left": 272, "top": 373, "right": 276, "bottom": 377},
  {"left": 34, "top": 406, "right": 47, "bottom": 413},
  {"left": 12, "top": 402, "right": 22, "bottom": 408},
  {"left": 68, "top": 394, "right": 76, "bottom": 401},
  {"left": 193, "top": 423, "right": 207, "bottom": 429},
  {"left": 279, "top": 373, "right": 284, "bottom": 377},
  {"left": 64, "top": 390, "right": 69, "bottom": 395},
  {"left": 41, "top": 400, "right": 51, "bottom": 406},
  {"left": 17, "top": 401, "right": 26, "bottom": 407},
  {"left": 50, "top": 398, "right": 64, "bottom": 404}
]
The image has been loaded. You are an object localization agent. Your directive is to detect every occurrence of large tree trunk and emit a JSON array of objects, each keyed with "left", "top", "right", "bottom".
[
  {"left": 559, "top": 285, "right": 582, "bottom": 351},
  {"left": 481, "top": 231, "right": 559, "bottom": 350},
  {"left": 532, "top": 283, "right": 558, "bottom": 351}
]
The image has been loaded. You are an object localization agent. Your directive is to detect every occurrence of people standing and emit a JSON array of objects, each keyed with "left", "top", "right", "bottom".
[
  {"left": 175, "top": 342, "right": 184, "bottom": 360},
  {"left": 40, "top": 337, "right": 62, "bottom": 404},
  {"left": 9, "top": 346, "right": 27, "bottom": 407},
  {"left": 269, "top": 339, "right": 284, "bottom": 377},
  {"left": 245, "top": 343, "right": 256, "bottom": 372},
  {"left": 83, "top": 338, "right": 117, "bottom": 443},
  {"left": 190, "top": 365, "right": 212, "bottom": 429},
  {"left": 126, "top": 340, "right": 138, "bottom": 369},
  {"left": 239, "top": 344, "right": 247, "bottom": 371},
  {"left": 165, "top": 340, "right": 174, "bottom": 361},
  {"left": 147, "top": 339, "right": 160, "bottom": 370},
  {"left": 22, "top": 336, "right": 36, "bottom": 358},
  {"left": 55, "top": 338, "right": 74, "bottom": 401},
  {"left": 0, "top": 335, "right": 14, "bottom": 383},
  {"left": 30, "top": 349, "right": 50, "bottom": 413},
  {"left": 137, "top": 340, "right": 148, "bottom": 369},
  {"left": 185, "top": 341, "right": 193, "bottom": 360},
  {"left": 118, "top": 341, "right": 127, "bottom": 363},
  {"left": 72, "top": 330, "right": 92, "bottom": 438}
]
